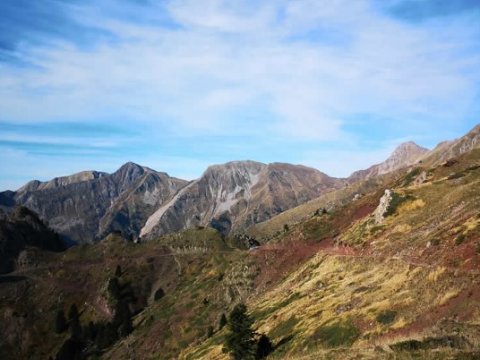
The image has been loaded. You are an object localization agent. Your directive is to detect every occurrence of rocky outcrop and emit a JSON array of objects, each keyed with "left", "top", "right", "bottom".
[
  {"left": 350, "top": 142, "right": 429, "bottom": 182},
  {"left": 0, "top": 206, "right": 65, "bottom": 273},
  {"left": 140, "top": 161, "right": 344, "bottom": 239},
  {"left": 0, "top": 163, "right": 188, "bottom": 244},
  {"left": 374, "top": 189, "right": 394, "bottom": 224}
]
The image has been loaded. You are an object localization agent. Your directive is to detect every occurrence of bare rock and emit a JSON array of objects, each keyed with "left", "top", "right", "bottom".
[{"left": 374, "top": 189, "right": 394, "bottom": 224}]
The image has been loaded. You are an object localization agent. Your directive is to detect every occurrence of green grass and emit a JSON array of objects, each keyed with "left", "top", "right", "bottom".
[
  {"left": 252, "top": 293, "right": 302, "bottom": 321},
  {"left": 312, "top": 320, "right": 360, "bottom": 348},
  {"left": 402, "top": 168, "right": 422, "bottom": 186},
  {"left": 269, "top": 316, "right": 300, "bottom": 340},
  {"left": 455, "top": 234, "right": 466, "bottom": 246},
  {"left": 384, "top": 193, "right": 415, "bottom": 217}
]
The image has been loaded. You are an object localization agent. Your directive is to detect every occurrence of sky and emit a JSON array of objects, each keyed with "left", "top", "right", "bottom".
[{"left": 1, "top": 0, "right": 480, "bottom": 190}]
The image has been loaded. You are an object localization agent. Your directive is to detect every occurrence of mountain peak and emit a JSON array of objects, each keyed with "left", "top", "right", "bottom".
[
  {"left": 378, "top": 141, "right": 428, "bottom": 175},
  {"left": 390, "top": 141, "right": 428, "bottom": 159},
  {"left": 349, "top": 141, "right": 429, "bottom": 181},
  {"left": 118, "top": 161, "right": 145, "bottom": 172},
  {"left": 204, "top": 160, "right": 265, "bottom": 177}
]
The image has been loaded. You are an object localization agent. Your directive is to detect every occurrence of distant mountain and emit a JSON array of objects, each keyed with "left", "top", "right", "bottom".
[
  {"left": 140, "top": 161, "right": 345, "bottom": 239},
  {"left": 2, "top": 124, "right": 479, "bottom": 244},
  {"left": 421, "top": 124, "right": 480, "bottom": 166},
  {"left": 349, "top": 141, "right": 429, "bottom": 182},
  {"left": 0, "top": 163, "right": 188, "bottom": 244},
  {"left": 0, "top": 206, "right": 65, "bottom": 274}
]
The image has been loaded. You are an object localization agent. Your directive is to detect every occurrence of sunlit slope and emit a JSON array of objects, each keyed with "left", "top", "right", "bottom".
[{"left": 183, "top": 149, "right": 480, "bottom": 359}]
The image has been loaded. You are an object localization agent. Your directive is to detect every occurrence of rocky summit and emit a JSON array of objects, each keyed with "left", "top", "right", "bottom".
[
  {"left": 0, "top": 162, "right": 188, "bottom": 244},
  {"left": 140, "top": 161, "right": 344, "bottom": 239},
  {"left": 349, "top": 141, "right": 429, "bottom": 182}
]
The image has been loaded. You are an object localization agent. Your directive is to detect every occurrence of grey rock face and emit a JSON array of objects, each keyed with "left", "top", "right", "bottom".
[
  {"left": 349, "top": 142, "right": 429, "bottom": 182},
  {"left": 0, "top": 163, "right": 188, "bottom": 244},
  {"left": 140, "top": 161, "right": 344, "bottom": 239},
  {"left": 374, "top": 189, "right": 394, "bottom": 224}
]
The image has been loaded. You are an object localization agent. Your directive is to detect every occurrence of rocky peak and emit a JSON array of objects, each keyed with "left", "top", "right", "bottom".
[
  {"left": 140, "top": 160, "right": 344, "bottom": 239},
  {"left": 349, "top": 141, "right": 429, "bottom": 181},
  {"left": 380, "top": 142, "right": 429, "bottom": 174},
  {"left": 0, "top": 162, "right": 189, "bottom": 244},
  {"left": 204, "top": 160, "right": 265, "bottom": 177},
  {"left": 18, "top": 180, "right": 42, "bottom": 192},
  {"left": 202, "top": 161, "right": 265, "bottom": 190},
  {"left": 111, "top": 162, "right": 150, "bottom": 191},
  {"left": 115, "top": 161, "right": 146, "bottom": 176}
]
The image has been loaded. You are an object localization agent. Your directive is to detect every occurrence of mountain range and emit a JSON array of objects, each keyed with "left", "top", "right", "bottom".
[
  {"left": 1, "top": 124, "right": 480, "bottom": 360},
  {"left": 1, "top": 125, "right": 479, "bottom": 245}
]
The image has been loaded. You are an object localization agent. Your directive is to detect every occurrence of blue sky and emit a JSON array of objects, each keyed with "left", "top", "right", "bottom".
[{"left": 1, "top": 0, "right": 479, "bottom": 190}]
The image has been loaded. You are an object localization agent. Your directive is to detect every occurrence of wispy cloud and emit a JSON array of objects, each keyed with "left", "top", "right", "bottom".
[{"left": 0, "top": 0, "right": 479, "bottom": 189}]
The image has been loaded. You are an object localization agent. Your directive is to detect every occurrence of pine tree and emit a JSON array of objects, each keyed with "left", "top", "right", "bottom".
[
  {"left": 106, "top": 322, "right": 119, "bottom": 345},
  {"left": 55, "top": 309, "right": 67, "bottom": 333},
  {"left": 219, "top": 313, "right": 227, "bottom": 330},
  {"left": 223, "top": 303, "right": 256, "bottom": 360},
  {"left": 256, "top": 334, "right": 274, "bottom": 359},
  {"left": 83, "top": 321, "right": 97, "bottom": 341},
  {"left": 68, "top": 304, "right": 79, "bottom": 321},
  {"left": 55, "top": 337, "right": 83, "bottom": 360},
  {"left": 115, "top": 265, "right": 122, "bottom": 277},
  {"left": 107, "top": 277, "right": 121, "bottom": 300},
  {"left": 70, "top": 316, "right": 82, "bottom": 340},
  {"left": 67, "top": 303, "right": 81, "bottom": 340},
  {"left": 113, "top": 300, "right": 133, "bottom": 337},
  {"left": 154, "top": 288, "right": 165, "bottom": 301},
  {"left": 206, "top": 325, "right": 214, "bottom": 338}
]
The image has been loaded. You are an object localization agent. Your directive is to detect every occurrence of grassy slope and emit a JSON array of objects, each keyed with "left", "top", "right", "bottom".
[
  {"left": 0, "top": 228, "right": 259, "bottom": 360},
  {"left": 246, "top": 175, "right": 394, "bottom": 241},
  {"left": 1, "top": 149, "right": 480, "bottom": 359},
  {"left": 183, "top": 149, "right": 480, "bottom": 359}
]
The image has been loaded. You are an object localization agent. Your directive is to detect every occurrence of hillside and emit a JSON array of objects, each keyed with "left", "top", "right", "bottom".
[
  {"left": 183, "top": 142, "right": 480, "bottom": 359},
  {"left": 1, "top": 127, "right": 480, "bottom": 359},
  {"left": 0, "top": 206, "right": 65, "bottom": 274}
]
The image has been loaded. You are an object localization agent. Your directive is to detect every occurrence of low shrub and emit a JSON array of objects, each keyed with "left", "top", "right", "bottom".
[
  {"left": 455, "top": 234, "right": 466, "bottom": 246},
  {"left": 376, "top": 310, "right": 397, "bottom": 325}
]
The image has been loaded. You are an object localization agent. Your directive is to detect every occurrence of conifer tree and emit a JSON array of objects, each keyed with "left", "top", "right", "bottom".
[
  {"left": 256, "top": 334, "right": 274, "bottom": 359},
  {"left": 223, "top": 303, "right": 256, "bottom": 360},
  {"left": 114, "top": 300, "right": 133, "bottom": 337},
  {"left": 115, "top": 264, "right": 122, "bottom": 277},
  {"left": 206, "top": 325, "right": 214, "bottom": 338},
  {"left": 219, "top": 313, "right": 227, "bottom": 330},
  {"left": 55, "top": 309, "right": 67, "bottom": 333},
  {"left": 107, "top": 277, "right": 120, "bottom": 300},
  {"left": 68, "top": 303, "right": 79, "bottom": 321}
]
